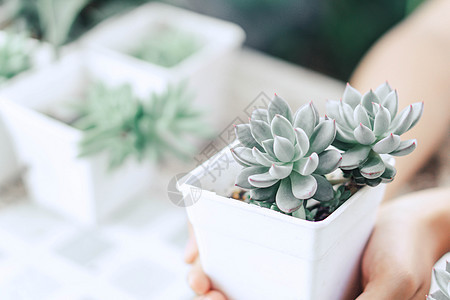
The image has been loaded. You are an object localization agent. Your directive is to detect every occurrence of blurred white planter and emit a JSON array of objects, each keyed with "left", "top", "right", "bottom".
[
  {"left": 180, "top": 146, "right": 387, "bottom": 300},
  {"left": 0, "top": 31, "right": 53, "bottom": 186},
  {"left": 80, "top": 2, "right": 245, "bottom": 129},
  {"left": 0, "top": 50, "right": 166, "bottom": 224}
]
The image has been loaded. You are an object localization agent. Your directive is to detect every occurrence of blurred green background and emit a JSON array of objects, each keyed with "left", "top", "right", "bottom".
[{"left": 4, "top": 0, "right": 424, "bottom": 81}]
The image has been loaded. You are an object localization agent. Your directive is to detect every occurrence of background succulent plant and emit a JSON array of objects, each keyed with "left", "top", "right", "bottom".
[
  {"left": 232, "top": 94, "right": 342, "bottom": 215},
  {"left": 0, "top": 31, "right": 32, "bottom": 84},
  {"left": 326, "top": 82, "right": 423, "bottom": 185},
  {"left": 428, "top": 261, "right": 450, "bottom": 300},
  {"left": 74, "top": 82, "right": 210, "bottom": 169},
  {"left": 131, "top": 25, "right": 202, "bottom": 68}
]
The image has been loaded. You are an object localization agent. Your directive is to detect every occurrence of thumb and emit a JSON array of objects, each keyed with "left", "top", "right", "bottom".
[{"left": 184, "top": 222, "right": 199, "bottom": 264}]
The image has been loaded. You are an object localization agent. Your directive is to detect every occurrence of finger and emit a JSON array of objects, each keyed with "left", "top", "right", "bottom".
[
  {"left": 188, "top": 259, "right": 211, "bottom": 295},
  {"left": 194, "top": 290, "right": 227, "bottom": 300},
  {"left": 185, "top": 222, "right": 199, "bottom": 264}
]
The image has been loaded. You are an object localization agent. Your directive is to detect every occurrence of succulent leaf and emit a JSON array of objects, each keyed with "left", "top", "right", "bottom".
[
  {"left": 354, "top": 104, "right": 371, "bottom": 129},
  {"left": 361, "top": 90, "right": 380, "bottom": 116},
  {"left": 311, "top": 174, "right": 334, "bottom": 201},
  {"left": 262, "top": 139, "right": 276, "bottom": 158},
  {"left": 434, "top": 266, "right": 450, "bottom": 299},
  {"left": 372, "top": 134, "right": 401, "bottom": 154},
  {"left": 268, "top": 94, "right": 293, "bottom": 123},
  {"left": 371, "top": 102, "right": 380, "bottom": 116},
  {"left": 390, "top": 139, "right": 417, "bottom": 156},
  {"left": 251, "top": 108, "right": 269, "bottom": 123},
  {"left": 374, "top": 82, "right": 392, "bottom": 100},
  {"left": 293, "top": 102, "right": 317, "bottom": 137},
  {"left": 291, "top": 205, "right": 306, "bottom": 219},
  {"left": 360, "top": 152, "right": 386, "bottom": 179},
  {"left": 380, "top": 161, "right": 396, "bottom": 183},
  {"left": 381, "top": 90, "right": 398, "bottom": 121},
  {"left": 290, "top": 172, "right": 317, "bottom": 199},
  {"left": 316, "top": 149, "right": 342, "bottom": 174},
  {"left": 252, "top": 147, "right": 274, "bottom": 166},
  {"left": 427, "top": 291, "right": 448, "bottom": 300},
  {"left": 308, "top": 119, "right": 336, "bottom": 154},
  {"left": 248, "top": 172, "right": 279, "bottom": 188},
  {"left": 231, "top": 150, "right": 251, "bottom": 167},
  {"left": 274, "top": 135, "right": 295, "bottom": 162},
  {"left": 271, "top": 114, "right": 296, "bottom": 143},
  {"left": 325, "top": 100, "right": 343, "bottom": 124},
  {"left": 339, "top": 101, "right": 357, "bottom": 128},
  {"left": 340, "top": 145, "right": 371, "bottom": 170},
  {"left": 276, "top": 178, "right": 302, "bottom": 213},
  {"left": 342, "top": 83, "right": 362, "bottom": 108},
  {"left": 236, "top": 166, "right": 268, "bottom": 189},
  {"left": 294, "top": 128, "right": 310, "bottom": 157},
  {"left": 292, "top": 143, "right": 303, "bottom": 161},
  {"left": 311, "top": 102, "right": 320, "bottom": 126},
  {"left": 232, "top": 147, "right": 259, "bottom": 165},
  {"left": 250, "top": 183, "right": 279, "bottom": 200},
  {"left": 373, "top": 105, "right": 391, "bottom": 137},
  {"left": 250, "top": 119, "right": 272, "bottom": 144},
  {"left": 335, "top": 123, "right": 356, "bottom": 143},
  {"left": 269, "top": 163, "right": 294, "bottom": 179},
  {"left": 390, "top": 104, "right": 414, "bottom": 135},
  {"left": 292, "top": 153, "right": 319, "bottom": 176},
  {"left": 354, "top": 123, "right": 376, "bottom": 145},
  {"left": 407, "top": 102, "right": 424, "bottom": 131},
  {"left": 235, "top": 124, "right": 262, "bottom": 150}
]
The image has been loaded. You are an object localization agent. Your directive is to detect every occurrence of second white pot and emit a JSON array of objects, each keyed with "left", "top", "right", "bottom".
[{"left": 0, "top": 50, "right": 166, "bottom": 224}]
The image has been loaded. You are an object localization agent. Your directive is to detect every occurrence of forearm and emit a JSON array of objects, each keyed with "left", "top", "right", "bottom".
[{"left": 350, "top": 0, "right": 450, "bottom": 199}]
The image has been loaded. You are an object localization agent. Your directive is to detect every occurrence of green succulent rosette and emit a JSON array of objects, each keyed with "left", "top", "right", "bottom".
[
  {"left": 232, "top": 94, "right": 342, "bottom": 215},
  {"left": 326, "top": 82, "right": 423, "bottom": 184}
]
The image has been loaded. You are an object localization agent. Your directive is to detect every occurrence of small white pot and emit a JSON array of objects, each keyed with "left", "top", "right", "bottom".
[
  {"left": 179, "top": 146, "right": 387, "bottom": 300},
  {"left": 0, "top": 50, "right": 166, "bottom": 224},
  {"left": 0, "top": 31, "right": 53, "bottom": 185},
  {"left": 80, "top": 2, "right": 246, "bottom": 129}
]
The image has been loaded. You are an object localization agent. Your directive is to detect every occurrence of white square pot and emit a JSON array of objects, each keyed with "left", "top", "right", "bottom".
[
  {"left": 80, "top": 2, "right": 246, "bottom": 129},
  {"left": 179, "top": 145, "right": 387, "bottom": 300},
  {"left": 0, "top": 50, "right": 166, "bottom": 224},
  {"left": 0, "top": 31, "right": 53, "bottom": 185}
]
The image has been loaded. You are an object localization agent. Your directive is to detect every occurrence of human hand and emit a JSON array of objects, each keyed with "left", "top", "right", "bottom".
[
  {"left": 357, "top": 188, "right": 450, "bottom": 300},
  {"left": 184, "top": 223, "right": 227, "bottom": 300}
]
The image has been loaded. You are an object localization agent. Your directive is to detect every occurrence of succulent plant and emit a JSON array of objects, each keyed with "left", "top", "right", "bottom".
[
  {"left": 132, "top": 25, "right": 202, "bottom": 68},
  {"left": 232, "top": 94, "right": 342, "bottom": 214},
  {"left": 428, "top": 261, "right": 450, "bottom": 300},
  {"left": 36, "top": 0, "right": 90, "bottom": 57},
  {"left": 326, "top": 82, "right": 423, "bottom": 184},
  {"left": 74, "top": 82, "right": 210, "bottom": 169},
  {"left": 0, "top": 31, "right": 32, "bottom": 84}
]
